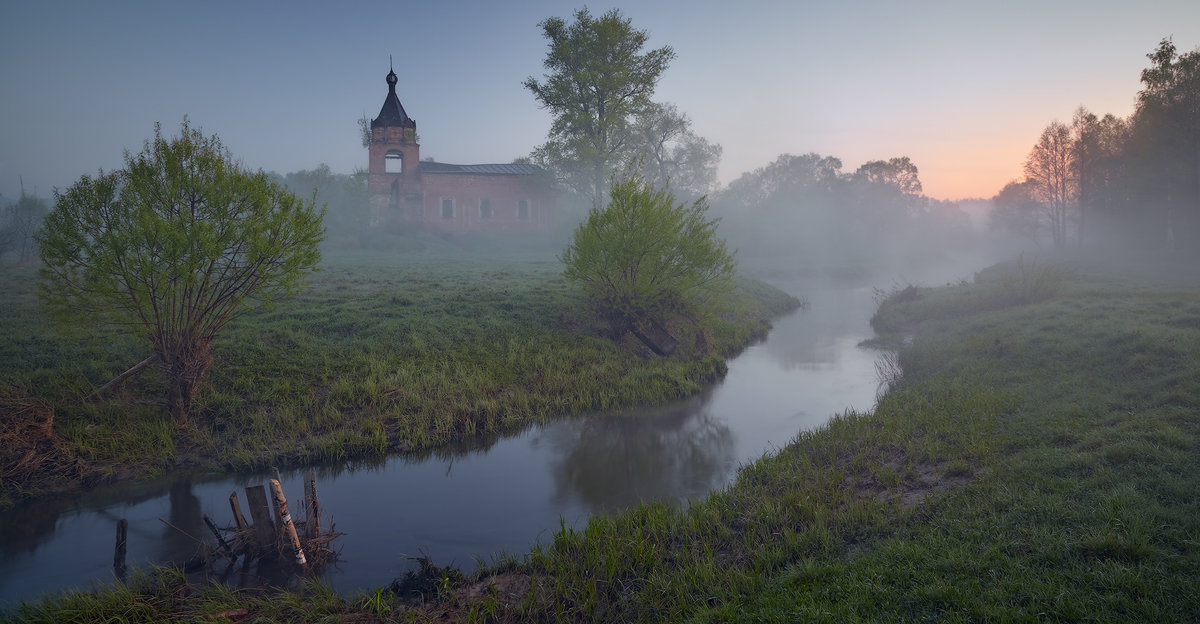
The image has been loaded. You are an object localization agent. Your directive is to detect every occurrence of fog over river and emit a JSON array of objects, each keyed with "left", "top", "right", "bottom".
[{"left": 0, "top": 273, "right": 969, "bottom": 606}]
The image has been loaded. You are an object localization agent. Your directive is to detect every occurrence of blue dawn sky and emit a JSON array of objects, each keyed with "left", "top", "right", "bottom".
[{"left": 2, "top": 0, "right": 1198, "bottom": 201}]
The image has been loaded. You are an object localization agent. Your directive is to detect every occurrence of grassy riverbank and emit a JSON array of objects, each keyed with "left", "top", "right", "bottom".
[
  {"left": 0, "top": 237, "right": 797, "bottom": 507},
  {"left": 7, "top": 253, "right": 1199, "bottom": 622}
]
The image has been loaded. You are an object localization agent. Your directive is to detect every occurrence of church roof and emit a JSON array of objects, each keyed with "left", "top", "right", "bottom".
[
  {"left": 420, "top": 162, "right": 543, "bottom": 175},
  {"left": 371, "top": 69, "right": 416, "bottom": 129}
]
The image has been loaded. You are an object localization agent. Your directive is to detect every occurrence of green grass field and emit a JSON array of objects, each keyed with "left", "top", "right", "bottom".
[
  {"left": 7, "top": 252, "right": 1199, "bottom": 623},
  {"left": 0, "top": 237, "right": 797, "bottom": 506}
]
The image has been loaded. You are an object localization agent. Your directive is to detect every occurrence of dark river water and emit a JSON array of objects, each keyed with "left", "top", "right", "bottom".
[{"left": 0, "top": 279, "right": 891, "bottom": 607}]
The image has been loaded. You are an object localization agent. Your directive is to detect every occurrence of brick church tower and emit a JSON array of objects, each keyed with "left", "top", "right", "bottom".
[
  {"left": 368, "top": 66, "right": 421, "bottom": 225},
  {"left": 365, "top": 63, "right": 556, "bottom": 234}
]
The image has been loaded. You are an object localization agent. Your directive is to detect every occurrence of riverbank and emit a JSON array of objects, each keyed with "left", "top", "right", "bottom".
[
  {"left": 9, "top": 253, "right": 1196, "bottom": 622},
  {"left": 0, "top": 239, "right": 798, "bottom": 508}
]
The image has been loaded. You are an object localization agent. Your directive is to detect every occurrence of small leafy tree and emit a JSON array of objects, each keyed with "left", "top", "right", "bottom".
[
  {"left": 37, "top": 120, "right": 325, "bottom": 422},
  {"left": 562, "top": 173, "right": 735, "bottom": 355}
]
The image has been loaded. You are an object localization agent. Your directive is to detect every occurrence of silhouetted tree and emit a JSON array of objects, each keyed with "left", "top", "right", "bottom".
[
  {"left": 850, "top": 156, "right": 927, "bottom": 224},
  {"left": 853, "top": 156, "right": 923, "bottom": 196},
  {"left": 1134, "top": 38, "right": 1200, "bottom": 252},
  {"left": 990, "top": 180, "right": 1042, "bottom": 244},
  {"left": 1024, "top": 121, "right": 1075, "bottom": 248}
]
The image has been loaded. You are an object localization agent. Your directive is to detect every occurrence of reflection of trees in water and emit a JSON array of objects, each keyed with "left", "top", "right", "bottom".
[
  {"left": 159, "top": 480, "right": 205, "bottom": 563},
  {"left": 540, "top": 399, "right": 735, "bottom": 513},
  {"left": 0, "top": 496, "right": 74, "bottom": 560},
  {"left": 0, "top": 473, "right": 202, "bottom": 561}
]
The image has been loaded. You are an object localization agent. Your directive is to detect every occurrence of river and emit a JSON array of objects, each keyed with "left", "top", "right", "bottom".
[{"left": 0, "top": 279, "right": 889, "bottom": 607}]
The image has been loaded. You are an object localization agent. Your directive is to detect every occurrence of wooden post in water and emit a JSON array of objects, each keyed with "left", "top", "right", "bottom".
[
  {"left": 229, "top": 491, "right": 249, "bottom": 530},
  {"left": 269, "top": 478, "right": 307, "bottom": 566},
  {"left": 244, "top": 485, "right": 275, "bottom": 551},
  {"left": 304, "top": 471, "right": 320, "bottom": 539},
  {"left": 113, "top": 518, "right": 128, "bottom": 576}
]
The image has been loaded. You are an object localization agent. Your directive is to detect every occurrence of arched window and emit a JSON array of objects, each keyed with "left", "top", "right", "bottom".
[{"left": 385, "top": 150, "right": 403, "bottom": 173}]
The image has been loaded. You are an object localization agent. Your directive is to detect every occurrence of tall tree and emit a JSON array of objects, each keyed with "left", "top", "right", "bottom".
[
  {"left": 37, "top": 120, "right": 325, "bottom": 422},
  {"left": 990, "top": 180, "right": 1042, "bottom": 243},
  {"left": 1024, "top": 121, "right": 1075, "bottom": 248},
  {"left": 1135, "top": 38, "right": 1200, "bottom": 251},
  {"left": 628, "top": 102, "right": 722, "bottom": 200},
  {"left": 1072, "top": 107, "right": 1101, "bottom": 246},
  {"left": 853, "top": 156, "right": 923, "bottom": 196},
  {"left": 850, "top": 156, "right": 926, "bottom": 222},
  {"left": 525, "top": 7, "right": 676, "bottom": 202}
]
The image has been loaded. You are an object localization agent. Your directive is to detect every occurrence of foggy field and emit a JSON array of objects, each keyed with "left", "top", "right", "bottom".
[
  {"left": 3, "top": 3, "right": 1198, "bottom": 618},
  {"left": 0, "top": 240, "right": 796, "bottom": 506},
  {"left": 10, "top": 255, "right": 1199, "bottom": 622}
]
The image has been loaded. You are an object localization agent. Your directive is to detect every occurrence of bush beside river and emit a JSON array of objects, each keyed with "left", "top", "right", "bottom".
[{"left": 0, "top": 239, "right": 798, "bottom": 508}]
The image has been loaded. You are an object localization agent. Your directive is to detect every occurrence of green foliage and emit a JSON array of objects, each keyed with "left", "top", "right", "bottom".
[
  {"left": 35, "top": 119, "right": 325, "bottom": 421},
  {"left": 561, "top": 174, "right": 735, "bottom": 344},
  {"left": 0, "top": 245, "right": 791, "bottom": 505},
  {"left": 525, "top": 7, "right": 676, "bottom": 201},
  {"left": 14, "top": 258, "right": 1200, "bottom": 623}
]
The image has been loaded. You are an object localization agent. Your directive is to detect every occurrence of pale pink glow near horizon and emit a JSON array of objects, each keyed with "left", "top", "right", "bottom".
[{"left": 1, "top": 1, "right": 1197, "bottom": 203}]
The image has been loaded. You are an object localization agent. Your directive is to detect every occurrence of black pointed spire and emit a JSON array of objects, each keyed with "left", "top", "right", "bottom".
[{"left": 372, "top": 59, "right": 414, "bottom": 129}]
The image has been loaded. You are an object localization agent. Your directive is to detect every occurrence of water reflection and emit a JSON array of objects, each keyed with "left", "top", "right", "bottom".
[
  {"left": 0, "top": 280, "right": 892, "bottom": 606},
  {"left": 538, "top": 398, "right": 735, "bottom": 512},
  {"left": 160, "top": 481, "right": 203, "bottom": 562}
]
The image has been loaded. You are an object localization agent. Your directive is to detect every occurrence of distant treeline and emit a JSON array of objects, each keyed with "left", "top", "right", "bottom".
[
  {"left": 707, "top": 153, "right": 978, "bottom": 276},
  {"left": 996, "top": 38, "right": 1200, "bottom": 254}
]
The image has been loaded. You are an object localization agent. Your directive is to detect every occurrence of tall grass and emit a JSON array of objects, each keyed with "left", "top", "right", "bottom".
[
  {"left": 12, "top": 255, "right": 1196, "bottom": 623},
  {"left": 0, "top": 242, "right": 796, "bottom": 506},
  {"left": 421, "top": 256, "right": 1197, "bottom": 623}
]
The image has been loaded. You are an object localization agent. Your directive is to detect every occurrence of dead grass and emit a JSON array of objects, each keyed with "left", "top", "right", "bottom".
[{"left": 0, "top": 385, "right": 97, "bottom": 502}]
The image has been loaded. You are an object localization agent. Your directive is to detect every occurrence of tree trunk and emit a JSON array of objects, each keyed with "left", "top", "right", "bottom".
[
  {"left": 629, "top": 318, "right": 679, "bottom": 357},
  {"left": 159, "top": 336, "right": 213, "bottom": 424}
]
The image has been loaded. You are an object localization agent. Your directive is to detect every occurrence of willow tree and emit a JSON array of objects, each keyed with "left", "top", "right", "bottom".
[
  {"left": 37, "top": 120, "right": 325, "bottom": 422},
  {"left": 562, "top": 173, "right": 735, "bottom": 356}
]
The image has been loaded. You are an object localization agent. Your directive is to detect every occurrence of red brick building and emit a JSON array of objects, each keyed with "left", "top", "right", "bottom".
[{"left": 367, "top": 68, "right": 555, "bottom": 233}]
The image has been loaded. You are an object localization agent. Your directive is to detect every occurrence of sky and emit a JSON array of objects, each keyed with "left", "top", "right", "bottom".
[{"left": 2, "top": 0, "right": 1199, "bottom": 203}]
